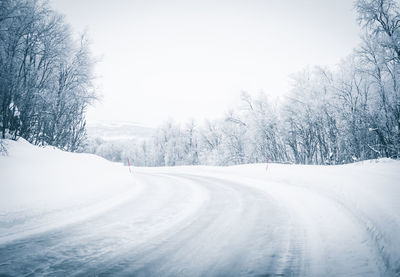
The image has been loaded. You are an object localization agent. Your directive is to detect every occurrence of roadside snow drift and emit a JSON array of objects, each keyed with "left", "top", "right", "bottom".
[
  {"left": 0, "top": 139, "right": 137, "bottom": 243},
  {"left": 1, "top": 139, "right": 400, "bottom": 276}
]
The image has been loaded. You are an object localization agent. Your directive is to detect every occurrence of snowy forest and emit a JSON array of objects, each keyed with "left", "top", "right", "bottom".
[
  {"left": 89, "top": 0, "right": 400, "bottom": 166},
  {"left": 1, "top": 0, "right": 400, "bottom": 166},
  {"left": 0, "top": 0, "right": 95, "bottom": 152}
]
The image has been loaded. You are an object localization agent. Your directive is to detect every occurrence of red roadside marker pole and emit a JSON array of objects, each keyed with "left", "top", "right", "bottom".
[{"left": 127, "top": 157, "right": 132, "bottom": 174}]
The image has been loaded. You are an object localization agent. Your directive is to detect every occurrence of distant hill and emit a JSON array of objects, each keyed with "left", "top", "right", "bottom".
[{"left": 86, "top": 121, "right": 155, "bottom": 141}]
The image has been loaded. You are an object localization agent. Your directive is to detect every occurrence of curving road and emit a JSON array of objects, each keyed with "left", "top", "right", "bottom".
[{"left": 0, "top": 170, "right": 390, "bottom": 276}]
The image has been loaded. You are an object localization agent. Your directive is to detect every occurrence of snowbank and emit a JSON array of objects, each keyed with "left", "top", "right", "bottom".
[{"left": 0, "top": 139, "right": 137, "bottom": 243}]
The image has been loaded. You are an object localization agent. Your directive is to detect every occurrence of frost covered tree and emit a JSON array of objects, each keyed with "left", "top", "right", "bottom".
[
  {"left": 220, "top": 110, "right": 248, "bottom": 165},
  {"left": 198, "top": 120, "right": 224, "bottom": 165},
  {"left": 356, "top": 0, "right": 400, "bottom": 62},
  {"left": 239, "top": 92, "right": 287, "bottom": 163},
  {"left": 182, "top": 120, "right": 199, "bottom": 165},
  {"left": 283, "top": 69, "right": 330, "bottom": 164},
  {"left": 0, "top": 0, "right": 96, "bottom": 151},
  {"left": 356, "top": 0, "right": 400, "bottom": 158}
]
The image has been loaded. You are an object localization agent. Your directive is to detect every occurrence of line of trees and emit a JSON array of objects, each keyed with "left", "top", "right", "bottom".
[
  {"left": 96, "top": 0, "right": 398, "bottom": 166},
  {"left": 0, "top": 0, "right": 96, "bottom": 151}
]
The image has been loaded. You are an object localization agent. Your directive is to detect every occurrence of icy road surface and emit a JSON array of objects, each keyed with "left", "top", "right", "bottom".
[{"left": 1, "top": 162, "right": 400, "bottom": 277}]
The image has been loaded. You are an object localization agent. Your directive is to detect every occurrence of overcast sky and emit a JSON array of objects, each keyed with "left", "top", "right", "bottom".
[{"left": 50, "top": 0, "right": 361, "bottom": 127}]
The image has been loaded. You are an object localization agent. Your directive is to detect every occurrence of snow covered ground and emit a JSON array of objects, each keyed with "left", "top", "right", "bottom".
[
  {"left": 0, "top": 139, "right": 139, "bottom": 244},
  {"left": 1, "top": 139, "right": 400, "bottom": 276}
]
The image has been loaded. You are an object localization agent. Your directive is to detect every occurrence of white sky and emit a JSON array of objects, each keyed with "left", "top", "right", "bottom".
[{"left": 50, "top": 0, "right": 361, "bottom": 127}]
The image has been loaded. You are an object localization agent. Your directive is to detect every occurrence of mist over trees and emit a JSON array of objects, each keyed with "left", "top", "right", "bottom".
[
  {"left": 0, "top": 0, "right": 96, "bottom": 151},
  {"left": 89, "top": 0, "right": 399, "bottom": 166}
]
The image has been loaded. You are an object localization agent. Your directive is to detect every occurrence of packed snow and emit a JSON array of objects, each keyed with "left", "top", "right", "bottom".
[
  {"left": 0, "top": 139, "right": 139, "bottom": 243},
  {"left": 1, "top": 139, "right": 400, "bottom": 276}
]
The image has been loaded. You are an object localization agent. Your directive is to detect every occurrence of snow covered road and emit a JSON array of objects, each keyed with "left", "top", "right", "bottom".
[
  {"left": 0, "top": 172, "right": 292, "bottom": 276},
  {"left": 1, "top": 141, "right": 400, "bottom": 276},
  {"left": 1, "top": 164, "right": 399, "bottom": 276}
]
